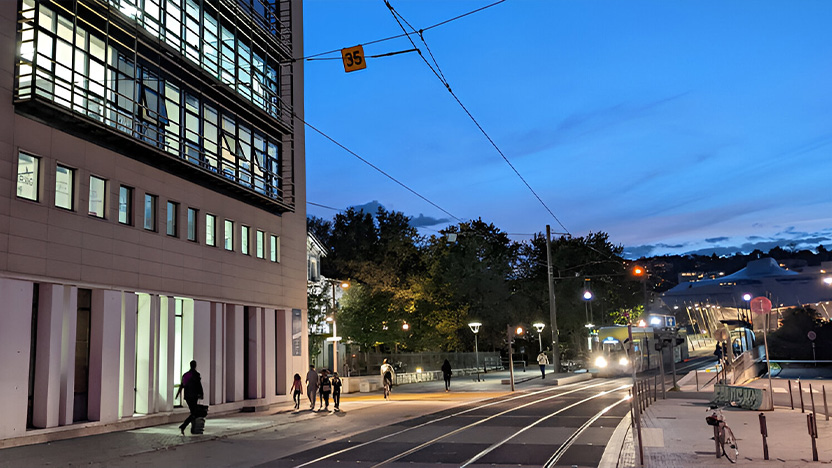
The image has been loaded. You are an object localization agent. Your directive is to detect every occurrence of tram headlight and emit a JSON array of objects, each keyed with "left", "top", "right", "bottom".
[
  {"left": 594, "top": 356, "right": 608, "bottom": 368},
  {"left": 619, "top": 357, "right": 629, "bottom": 366}
]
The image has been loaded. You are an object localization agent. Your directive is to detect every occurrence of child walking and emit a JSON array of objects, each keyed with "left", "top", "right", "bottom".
[{"left": 291, "top": 373, "right": 302, "bottom": 409}]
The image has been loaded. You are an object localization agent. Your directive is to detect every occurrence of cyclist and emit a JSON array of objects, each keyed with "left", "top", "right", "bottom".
[{"left": 380, "top": 359, "right": 395, "bottom": 399}]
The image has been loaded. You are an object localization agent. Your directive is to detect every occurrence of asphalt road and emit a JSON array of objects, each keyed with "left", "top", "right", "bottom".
[{"left": 259, "top": 377, "right": 631, "bottom": 468}]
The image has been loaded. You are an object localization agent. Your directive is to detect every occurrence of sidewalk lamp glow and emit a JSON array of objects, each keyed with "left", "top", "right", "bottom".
[
  {"left": 468, "top": 322, "right": 482, "bottom": 382},
  {"left": 402, "top": 322, "right": 409, "bottom": 331},
  {"left": 824, "top": 277, "right": 832, "bottom": 285},
  {"left": 742, "top": 293, "right": 752, "bottom": 301},
  {"left": 533, "top": 322, "right": 545, "bottom": 353},
  {"left": 583, "top": 290, "right": 593, "bottom": 300}
]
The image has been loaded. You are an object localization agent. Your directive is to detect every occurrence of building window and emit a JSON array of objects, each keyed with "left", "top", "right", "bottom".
[
  {"left": 256, "top": 230, "right": 264, "bottom": 259},
  {"left": 144, "top": 194, "right": 157, "bottom": 231},
  {"left": 55, "top": 164, "right": 74, "bottom": 210},
  {"left": 224, "top": 219, "right": 233, "bottom": 251},
  {"left": 270, "top": 235, "right": 280, "bottom": 263},
  {"left": 118, "top": 186, "right": 133, "bottom": 224},
  {"left": 16, "top": 152, "right": 39, "bottom": 201},
  {"left": 241, "top": 225, "right": 250, "bottom": 255},
  {"left": 88, "top": 175, "right": 106, "bottom": 218},
  {"left": 206, "top": 214, "right": 216, "bottom": 246},
  {"left": 166, "top": 201, "right": 179, "bottom": 237},
  {"left": 187, "top": 208, "right": 197, "bottom": 241}
]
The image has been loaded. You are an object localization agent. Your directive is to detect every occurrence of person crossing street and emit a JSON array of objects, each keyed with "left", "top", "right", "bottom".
[{"left": 537, "top": 351, "right": 550, "bottom": 379}]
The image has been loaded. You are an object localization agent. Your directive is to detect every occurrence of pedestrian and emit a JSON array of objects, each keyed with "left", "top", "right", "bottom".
[
  {"left": 713, "top": 342, "right": 723, "bottom": 362},
  {"left": 305, "top": 364, "right": 319, "bottom": 410},
  {"left": 537, "top": 351, "right": 550, "bottom": 379},
  {"left": 331, "top": 372, "right": 342, "bottom": 411},
  {"left": 441, "top": 359, "right": 452, "bottom": 392},
  {"left": 175, "top": 360, "right": 204, "bottom": 435},
  {"left": 380, "top": 358, "right": 395, "bottom": 399},
  {"left": 291, "top": 373, "right": 302, "bottom": 409},
  {"left": 319, "top": 370, "right": 332, "bottom": 411}
]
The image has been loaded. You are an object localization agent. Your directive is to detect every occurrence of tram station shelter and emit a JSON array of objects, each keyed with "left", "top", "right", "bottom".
[{"left": 0, "top": 0, "right": 308, "bottom": 444}]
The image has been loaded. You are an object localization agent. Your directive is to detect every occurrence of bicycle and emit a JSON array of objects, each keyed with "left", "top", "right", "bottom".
[
  {"left": 383, "top": 377, "right": 392, "bottom": 400},
  {"left": 706, "top": 405, "right": 739, "bottom": 463}
]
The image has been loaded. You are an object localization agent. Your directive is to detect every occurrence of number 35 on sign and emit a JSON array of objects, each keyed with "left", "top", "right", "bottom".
[{"left": 341, "top": 45, "right": 367, "bottom": 73}]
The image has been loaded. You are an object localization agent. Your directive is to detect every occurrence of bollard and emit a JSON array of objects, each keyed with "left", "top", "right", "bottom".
[
  {"left": 629, "top": 388, "right": 635, "bottom": 428},
  {"left": 823, "top": 385, "right": 829, "bottom": 421},
  {"left": 789, "top": 379, "right": 794, "bottom": 410},
  {"left": 807, "top": 413, "right": 818, "bottom": 462},
  {"left": 653, "top": 375, "right": 658, "bottom": 402},
  {"left": 695, "top": 369, "right": 699, "bottom": 392},
  {"left": 759, "top": 413, "right": 769, "bottom": 460},
  {"left": 799, "top": 380, "right": 805, "bottom": 413},
  {"left": 810, "top": 383, "right": 817, "bottom": 416}
]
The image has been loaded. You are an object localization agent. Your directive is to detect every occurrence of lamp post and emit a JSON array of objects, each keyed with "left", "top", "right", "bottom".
[
  {"left": 533, "top": 322, "right": 545, "bottom": 353},
  {"left": 469, "top": 322, "right": 482, "bottom": 381},
  {"left": 507, "top": 325, "right": 524, "bottom": 391},
  {"left": 328, "top": 280, "right": 349, "bottom": 373}
]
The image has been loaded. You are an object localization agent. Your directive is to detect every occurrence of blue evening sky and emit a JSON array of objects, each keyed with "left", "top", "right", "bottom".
[{"left": 302, "top": 1, "right": 832, "bottom": 258}]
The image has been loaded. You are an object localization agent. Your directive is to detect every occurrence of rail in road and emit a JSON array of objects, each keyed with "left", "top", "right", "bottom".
[{"left": 261, "top": 378, "right": 632, "bottom": 468}]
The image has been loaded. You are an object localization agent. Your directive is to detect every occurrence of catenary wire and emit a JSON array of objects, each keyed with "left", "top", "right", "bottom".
[
  {"left": 298, "top": 0, "right": 506, "bottom": 61},
  {"left": 382, "top": 1, "right": 571, "bottom": 235}
]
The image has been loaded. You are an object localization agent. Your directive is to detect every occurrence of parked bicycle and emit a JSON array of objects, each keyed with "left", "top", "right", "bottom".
[{"left": 706, "top": 405, "right": 739, "bottom": 463}]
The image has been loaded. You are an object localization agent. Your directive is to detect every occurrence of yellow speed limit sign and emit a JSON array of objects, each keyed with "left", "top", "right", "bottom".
[{"left": 341, "top": 45, "right": 367, "bottom": 73}]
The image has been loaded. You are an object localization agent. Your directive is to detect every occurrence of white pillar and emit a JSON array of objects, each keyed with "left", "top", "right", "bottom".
[
  {"left": 157, "top": 296, "right": 175, "bottom": 412},
  {"left": 135, "top": 293, "right": 159, "bottom": 414},
  {"left": 58, "top": 286, "right": 78, "bottom": 426},
  {"left": 246, "top": 307, "right": 263, "bottom": 399},
  {"left": 263, "top": 308, "right": 276, "bottom": 399},
  {"left": 119, "top": 292, "right": 137, "bottom": 419},
  {"left": 88, "top": 289, "right": 122, "bottom": 422},
  {"left": 32, "top": 284, "right": 66, "bottom": 428},
  {"left": 209, "top": 302, "right": 225, "bottom": 405},
  {"left": 0, "top": 278, "right": 34, "bottom": 439},
  {"left": 225, "top": 304, "right": 244, "bottom": 402},
  {"left": 192, "top": 300, "right": 211, "bottom": 402}
]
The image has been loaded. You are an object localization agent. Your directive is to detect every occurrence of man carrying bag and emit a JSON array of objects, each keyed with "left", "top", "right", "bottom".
[{"left": 175, "top": 360, "right": 206, "bottom": 435}]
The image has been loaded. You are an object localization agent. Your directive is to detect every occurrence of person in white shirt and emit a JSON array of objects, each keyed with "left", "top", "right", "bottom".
[{"left": 537, "top": 352, "right": 550, "bottom": 379}]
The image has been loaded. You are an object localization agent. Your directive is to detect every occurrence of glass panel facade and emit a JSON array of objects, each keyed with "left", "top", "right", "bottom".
[
  {"left": 206, "top": 214, "right": 216, "bottom": 246},
  {"left": 224, "top": 219, "right": 233, "bottom": 251},
  {"left": 118, "top": 186, "right": 132, "bottom": 224},
  {"left": 270, "top": 235, "right": 279, "bottom": 262},
  {"left": 89, "top": 175, "right": 106, "bottom": 218},
  {"left": 16, "top": 0, "right": 288, "bottom": 205},
  {"left": 17, "top": 152, "right": 39, "bottom": 201},
  {"left": 55, "top": 165, "right": 74, "bottom": 210},
  {"left": 187, "top": 207, "right": 197, "bottom": 241},
  {"left": 241, "top": 225, "right": 250, "bottom": 255},
  {"left": 167, "top": 201, "right": 178, "bottom": 236},
  {"left": 256, "top": 230, "right": 264, "bottom": 259},
  {"left": 144, "top": 194, "right": 156, "bottom": 231}
]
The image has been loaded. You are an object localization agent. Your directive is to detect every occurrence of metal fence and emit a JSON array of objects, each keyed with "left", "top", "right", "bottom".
[{"left": 343, "top": 351, "right": 502, "bottom": 376}]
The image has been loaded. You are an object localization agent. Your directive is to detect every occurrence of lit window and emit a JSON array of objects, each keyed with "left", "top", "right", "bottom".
[
  {"left": 206, "top": 214, "right": 216, "bottom": 246},
  {"left": 270, "top": 235, "right": 279, "bottom": 263},
  {"left": 143, "top": 194, "right": 157, "bottom": 231},
  {"left": 88, "top": 175, "right": 106, "bottom": 218},
  {"left": 55, "top": 164, "right": 74, "bottom": 210},
  {"left": 256, "top": 230, "right": 264, "bottom": 259},
  {"left": 224, "top": 219, "right": 233, "bottom": 251},
  {"left": 167, "top": 201, "right": 178, "bottom": 237},
  {"left": 16, "top": 152, "right": 39, "bottom": 201},
  {"left": 187, "top": 208, "right": 197, "bottom": 241},
  {"left": 241, "top": 225, "right": 250, "bottom": 255},
  {"left": 119, "top": 186, "right": 133, "bottom": 225}
]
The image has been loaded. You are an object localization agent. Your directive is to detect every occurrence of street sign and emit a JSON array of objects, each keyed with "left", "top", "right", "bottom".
[
  {"left": 341, "top": 45, "right": 367, "bottom": 73},
  {"left": 808, "top": 331, "right": 817, "bottom": 341},
  {"left": 750, "top": 296, "right": 772, "bottom": 315},
  {"left": 665, "top": 316, "right": 676, "bottom": 328}
]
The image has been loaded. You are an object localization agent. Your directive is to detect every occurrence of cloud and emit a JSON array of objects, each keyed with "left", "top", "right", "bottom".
[
  {"left": 624, "top": 232, "right": 832, "bottom": 259},
  {"left": 705, "top": 237, "right": 729, "bottom": 243},
  {"left": 410, "top": 214, "right": 450, "bottom": 228}
]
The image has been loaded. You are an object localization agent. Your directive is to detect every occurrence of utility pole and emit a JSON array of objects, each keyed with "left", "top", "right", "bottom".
[{"left": 545, "top": 225, "right": 560, "bottom": 373}]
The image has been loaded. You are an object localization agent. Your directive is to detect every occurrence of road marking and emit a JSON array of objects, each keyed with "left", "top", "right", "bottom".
[{"left": 293, "top": 378, "right": 625, "bottom": 468}]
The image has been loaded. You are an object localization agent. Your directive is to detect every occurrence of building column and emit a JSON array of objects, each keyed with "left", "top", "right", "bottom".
[
  {"left": 191, "top": 300, "right": 211, "bottom": 402},
  {"left": 32, "top": 284, "right": 68, "bottom": 428},
  {"left": 58, "top": 286, "right": 78, "bottom": 426},
  {"left": 157, "top": 296, "right": 175, "bottom": 412},
  {"left": 88, "top": 289, "right": 122, "bottom": 422},
  {"left": 119, "top": 292, "right": 137, "bottom": 419},
  {"left": 225, "top": 304, "right": 244, "bottom": 402},
  {"left": 0, "top": 278, "right": 34, "bottom": 439},
  {"left": 263, "top": 308, "right": 276, "bottom": 399},
  {"left": 209, "top": 302, "right": 225, "bottom": 405},
  {"left": 246, "top": 307, "right": 263, "bottom": 399}
]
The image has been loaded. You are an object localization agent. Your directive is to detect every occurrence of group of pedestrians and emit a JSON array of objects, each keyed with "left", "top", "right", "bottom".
[{"left": 294, "top": 364, "right": 342, "bottom": 412}]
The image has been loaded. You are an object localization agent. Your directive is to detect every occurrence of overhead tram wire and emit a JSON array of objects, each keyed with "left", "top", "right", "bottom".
[
  {"left": 293, "top": 111, "right": 463, "bottom": 225},
  {"left": 382, "top": 1, "right": 571, "bottom": 236},
  {"left": 297, "top": 0, "right": 506, "bottom": 61}
]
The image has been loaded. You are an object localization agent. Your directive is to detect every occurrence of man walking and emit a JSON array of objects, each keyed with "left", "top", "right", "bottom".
[
  {"left": 537, "top": 351, "right": 550, "bottom": 379},
  {"left": 175, "top": 360, "right": 204, "bottom": 435},
  {"left": 305, "top": 364, "right": 319, "bottom": 410}
]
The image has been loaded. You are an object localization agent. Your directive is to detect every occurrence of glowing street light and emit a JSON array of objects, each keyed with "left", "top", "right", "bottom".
[
  {"left": 329, "top": 280, "right": 350, "bottom": 373},
  {"left": 507, "top": 325, "right": 525, "bottom": 391},
  {"left": 469, "top": 322, "right": 482, "bottom": 381},
  {"left": 533, "top": 322, "right": 545, "bottom": 352}
]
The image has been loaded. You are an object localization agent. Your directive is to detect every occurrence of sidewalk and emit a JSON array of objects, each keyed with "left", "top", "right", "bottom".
[{"left": 605, "top": 385, "right": 832, "bottom": 467}]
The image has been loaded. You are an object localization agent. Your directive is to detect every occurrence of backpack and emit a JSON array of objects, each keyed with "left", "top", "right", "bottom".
[{"left": 321, "top": 376, "right": 332, "bottom": 393}]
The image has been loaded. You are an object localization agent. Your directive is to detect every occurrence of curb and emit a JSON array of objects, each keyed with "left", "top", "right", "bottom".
[{"left": 598, "top": 407, "right": 632, "bottom": 468}]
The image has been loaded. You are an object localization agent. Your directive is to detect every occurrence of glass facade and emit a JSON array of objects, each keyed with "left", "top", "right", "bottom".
[
  {"left": 55, "top": 165, "right": 74, "bottom": 210},
  {"left": 119, "top": 185, "right": 133, "bottom": 224},
  {"left": 16, "top": 0, "right": 292, "bottom": 207},
  {"left": 89, "top": 175, "right": 106, "bottom": 218},
  {"left": 17, "top": 152, "right": 39, "bottom": 201},
  {"left": 144, "top": 194, "right": 156, "bottom": 231}
]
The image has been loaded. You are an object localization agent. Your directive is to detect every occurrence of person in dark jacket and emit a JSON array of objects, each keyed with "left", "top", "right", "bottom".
[
  {"left": 175, "top": 360, "right": 204, "bottom": 435},
  {"left": 319, "top": 370, "right": 332, "bottom": 411},
  {"left": 331, "top": 372, "right": 343, "bottom": 411},
  {"left": 441, "top": 359, "right": 452, "bottom": 392}
]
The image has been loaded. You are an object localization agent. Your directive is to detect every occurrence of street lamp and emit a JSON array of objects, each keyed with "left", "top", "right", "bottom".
[
  {"left": 507, "top": 325, "right": 524, "bottom": 391},
  {"left": 533, "top": 322, "right": 545, "bottom": 353},
  {"left": 328, "top": 280, "right": 349, "bottom": 373},
  {"left": 468, "top": 322, "right": 482, "bottom": 381}
]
